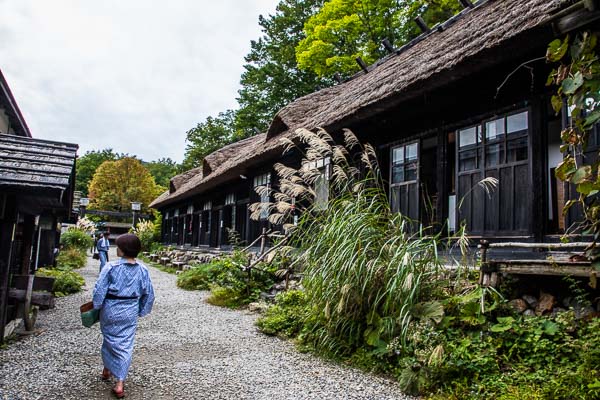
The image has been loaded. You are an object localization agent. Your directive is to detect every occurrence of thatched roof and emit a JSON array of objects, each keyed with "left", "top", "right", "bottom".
[
  {"left": 151, "top": 134, "right": 267, "bottom": 208},
  {"left": 0, "top": 133, "right": 78, "bottom": 191},
  {"left": 149, "top": 190, "right": 170, "bottom": 208},
  {"left": 151, "top": 0, "right": 571, "bottom": 210},
  {"left": 170, "top": 166, "right": 202, "bottom": 193}
]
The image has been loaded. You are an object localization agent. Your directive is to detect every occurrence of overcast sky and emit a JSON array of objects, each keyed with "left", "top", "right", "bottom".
[{"left": 0, "top": 0, "right": 280, "bottom": 163}]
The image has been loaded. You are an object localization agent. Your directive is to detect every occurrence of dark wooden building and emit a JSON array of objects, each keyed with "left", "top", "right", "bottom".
[
  {"left": 151, "top": 0, "right": 600, "bottom": 250},
  {"left": 0, "top": 69, "right": 78, "bottom": 341}
]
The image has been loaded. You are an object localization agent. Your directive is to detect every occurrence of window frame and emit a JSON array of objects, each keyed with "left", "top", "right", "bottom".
[
  {"left": 253, "top": 172, "right": 271, "bottom": 221},
  {"left": 390, "top": 141, "right": 419, "bottom": 188},
  {"left": 457, "top": 110, "right": 529, "bottom": 173},
  {"left": 389, "top": 141, "right": 420, "bottom": 220},
  {"left": 305, "top": 157, "right": 331, "bottom": 211}
]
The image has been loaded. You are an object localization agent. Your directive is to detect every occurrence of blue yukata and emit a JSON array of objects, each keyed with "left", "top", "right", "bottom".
[
  {"left": 97, "top": 237, "right": 110, "bottom": 271},
  {"left": 92, "top": 258, "right": 155, "bottom": 381}
]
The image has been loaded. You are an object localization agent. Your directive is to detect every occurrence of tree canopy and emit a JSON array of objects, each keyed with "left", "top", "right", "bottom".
[
  {"left": 144, "top": 157, "right": 179, "bottom": 188},
  {"left": 296, "top": 0, "right": 461, "bottom": 78},
  {"left": 236, "top": 0, "right": 329, "bottom": 133},
  {"left": 75, "top": 148, "right": 121, "bottom": 196},
  {"left": 88, "top": 157, "right": 161, "bottom": 214},
  {"left": 180, "top": 110, "right": 242, "bottom": 172}
]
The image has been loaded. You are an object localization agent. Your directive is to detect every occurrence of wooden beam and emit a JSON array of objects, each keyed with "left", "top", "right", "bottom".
[
  {"left": 8, "top": 289, "right": 55, "bottom": 308},
  {"left": 381, "top": 39, "right": 395, "bottom": 53},
  {"left": 459, "top": 0, "right": 474, "bottom": 8},
  {"left": 488, "top": 242, "right": 592, "bottom": 249},
  {"left": 494, "top": 261, "right": 594, "bottom": 278},
  {"left": 414, "top": 16, "right": 430, "bottom": 34},
  {"left": 355, "top": 57, "right": 369, "bottom": 73}
]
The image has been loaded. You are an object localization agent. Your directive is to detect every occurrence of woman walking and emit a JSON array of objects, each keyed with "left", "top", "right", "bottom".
[
  {"left": 92, "top": 233, "right": 155, "bottom": 398},
  {"left": 97, "top": 232, "right": 110, "bottom": 271}
]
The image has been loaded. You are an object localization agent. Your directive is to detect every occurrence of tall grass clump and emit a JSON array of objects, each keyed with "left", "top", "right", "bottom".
[
  {"left": 297, "top": 190, "right": 442, "bottom": 356},
  {"left": 253, "top": 127, "right": 444, "bottom": 357}
]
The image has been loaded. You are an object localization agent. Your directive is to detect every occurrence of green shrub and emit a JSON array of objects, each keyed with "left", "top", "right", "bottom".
[
  {"left": 149, "top": 242, "right": 164, "bottom": 253},
  {"left": 393, "top": 310, "right": 600, "bottom": 399},
  {"left": 256, "top": 290, "right": 308, "bottom": 337},
  {"left": 206, "top": 285, "right": 241, "bottom": 308},
  {"left": 60, "top": 228, "right": 93, "bottom": 252},
  {"left": 36, "top": 267, "right": 85, "bottom": 297},
  {"left": 177, "top": 262, "right": 222, "bottom": 290},
  {"left": 177, "top": 251, "right": 278, "bottom": 308},
  {"left": 56, "top": 247, "right": 87, "bottom": 269}
]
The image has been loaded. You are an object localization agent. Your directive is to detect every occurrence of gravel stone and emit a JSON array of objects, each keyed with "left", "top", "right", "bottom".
[{"left": 0, "top": 248, "right": 413, "bottom": 399}]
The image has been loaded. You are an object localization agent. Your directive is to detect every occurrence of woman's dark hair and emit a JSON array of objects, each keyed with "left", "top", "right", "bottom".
[{"left": 115, "top": 234, "right": 142, "bottom": 258}]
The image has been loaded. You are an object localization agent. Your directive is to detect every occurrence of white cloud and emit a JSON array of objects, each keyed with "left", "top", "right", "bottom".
[{"left": 0, "top": 0, "right": 280, "bottom": 162}]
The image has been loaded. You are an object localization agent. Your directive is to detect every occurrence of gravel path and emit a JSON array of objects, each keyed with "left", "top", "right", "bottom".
[{"left": 0, "top": 248, "right": 412, "bottom": 400}]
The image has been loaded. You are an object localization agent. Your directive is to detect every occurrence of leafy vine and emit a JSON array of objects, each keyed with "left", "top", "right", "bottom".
[{"left": 547, "top": 31, "right": 600, "bottom": 257}]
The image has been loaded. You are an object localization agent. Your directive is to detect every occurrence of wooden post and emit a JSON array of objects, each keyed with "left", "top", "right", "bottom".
[
  {"left": 23, "top": 274, "right": 37, "bottom": 331},
  {"left": 259, "top": 227, "right": 267, "bottom": 255},
  {"left": 435, "top": 129, "right": 448, "bottom": 229},
  {"left": 478, "top": 240, "right": 489, "bottom": 286},
  {"left": 0, "top": 214, "right": 17, "bottom": 343},
  {"left": 21, "top": 215, "right": 36, "bottom": 275},
  {"left": 246, "top": 253, "right": 252, "bottom": 297}
]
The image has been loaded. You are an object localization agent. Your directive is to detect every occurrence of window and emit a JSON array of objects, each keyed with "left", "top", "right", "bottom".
[
  {"left": 254, "top": 173, "right": 271, "bottom": 220},
  {"left": 458, "top": 125, "right": 482, "bottom": 171},
  {"left": 391, "top": 143, "right": 418, "bottom": 183},
  {"left": 390, "top": 142, "right": 419, "bottom": 220},
  {"left": 187, "top": 205, "right": 194, "bottom": 214},
  {"left": 458, "top": 111, "right": 528, "bottom": 172},
  {"left": 225, "top": 193, "right": 236, "bottom": 231},
  {"left": 203, "top": 201, "right": 212, "bottom": 211},
  {"left": 305, "top": 157, "right": 331, "bottom": 210}
]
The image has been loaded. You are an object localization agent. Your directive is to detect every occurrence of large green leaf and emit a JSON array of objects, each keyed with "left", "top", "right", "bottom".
[
  {"left": 572, "top": 165, "right": 592, "bottom": 184},
  {"left": 542, "top": 320, "right": 559, "bottom": 336},
  {"left": 547, "top": 36, "right": 569, "bottom": 62},
  {"left": 555, "top": 158, "right": 576, "bottom": 181},
  {"left": 411, "top": 301, "right": 445, "bottom": 324},
  {"left": 365, "top": 329, "right": 381, "bottom": 347},
  {"left": 562, "top": 72, "right": 584, "bottom": 95},
  {"left": 551, "top": 94, "right": 563, "bottom": 113},
  {"left": 577, "top": 181, "right": 600, "bottom": 195},
  {"left": 584, "top": 109, "right": 600, "bottom": 128},
  {"left": 490, "top": 316, "right": 514, "bottom": 332}
]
